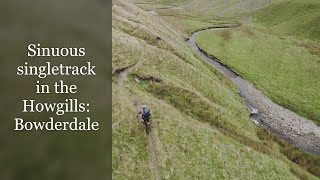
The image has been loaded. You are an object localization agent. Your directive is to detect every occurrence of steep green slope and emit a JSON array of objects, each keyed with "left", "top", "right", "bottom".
[
  {"left": 253, "top": 0, "right": 320, "bottom": 42},
  {"left": 112, "top": 0, "right": 318, "bottom": 179},
  {"left": 133, "top": 0, "right": 271, "bottom": 17},
  {"left": 183, "top": 0, "right": 271, "bottom": 17}
]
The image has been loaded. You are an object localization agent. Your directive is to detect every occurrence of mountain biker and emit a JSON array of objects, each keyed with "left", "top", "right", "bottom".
[{"left": 138, "top": 105, "right": 151, "bottom": 126}]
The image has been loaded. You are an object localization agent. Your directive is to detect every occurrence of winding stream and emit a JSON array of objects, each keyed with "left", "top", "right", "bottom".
[
  {"left": 187, "top": 28, "right": 260, "bottom": 119},
  {"left": 187, "top": 28, "right": 320, "bottom": 156},
  {"left": 145, "top": 7, "right": 320, "bottom": 156}
]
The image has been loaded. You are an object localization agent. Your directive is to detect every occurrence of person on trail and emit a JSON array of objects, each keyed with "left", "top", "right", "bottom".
[{"left": 138, "top": 105, "right": 151, "bottom": 125}]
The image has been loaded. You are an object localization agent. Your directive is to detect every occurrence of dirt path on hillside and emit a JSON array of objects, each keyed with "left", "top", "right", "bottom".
[
  {"left": 116, "top": 66, "right": 133, "bottom": 87},
  {"left": 147, "top": 134, "right": 160, "bottom": 180},
  {"left": 145, "top": 5, "right": 176, "bottom": 15},
  {"left": 114, "top": 43, "right": 161, "bottom": 178},
  {"left": 134, "top": 98, "right": 161, "bottom": 180},
  {"left": 115, "top": 46, "right": 145, "bottom": 88},
  {"left": 133, "top": 1, "right": 176, "bottom": 15},
  {"left": 187, "top": 28, "right": 320, "bottom": 156}
]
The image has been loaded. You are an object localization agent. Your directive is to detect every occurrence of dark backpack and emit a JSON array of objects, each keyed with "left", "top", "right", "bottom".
[{"left": 142, "top": 108, "right": 150, "bottom": 119}]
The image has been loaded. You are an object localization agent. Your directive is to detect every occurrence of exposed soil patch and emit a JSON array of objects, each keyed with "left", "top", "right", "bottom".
[
  {"left": 114, "top": 65, "right": 135, "bottom": 87},
  {"left": 148, "top": 9, "right": 158, "bottom": 15},
  {"left": 132, "top": 74, "right": 162, "bottom": 84},
  {"left": 114, "top": 45, "right": 145, "bottom": 88}
]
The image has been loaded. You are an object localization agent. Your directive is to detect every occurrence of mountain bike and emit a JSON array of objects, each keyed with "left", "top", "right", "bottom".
[{"left": 143, "top": 119, "right": 151, "bottom": 135}]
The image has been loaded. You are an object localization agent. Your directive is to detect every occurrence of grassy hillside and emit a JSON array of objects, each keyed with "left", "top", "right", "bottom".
[
  {"left": 151, "top": 0, "right": 320, "bottom": 41},
  {"left": 155, "top": 9, "right": 234, "bottom": 38},
  {"left": 133, "top": 0, "right": 271, "bottom": 17},
  {"left": 182, "top": 0, "right": 271, "bottom": 17},
  {"left": 113, "top": 0, "right": 319, "bottom": 179},
  {"left": 135, "top": 0, "right": 320, "bottom": 41},
  {"left": 253, "top": 0, "right": 320, "bottom": 42}
]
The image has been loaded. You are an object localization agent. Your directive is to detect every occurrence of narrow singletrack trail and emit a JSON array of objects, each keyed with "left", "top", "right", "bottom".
[
  {"left": 116, "top": 65, "right": 134, "bottom": 87},
  {"left": 147, "top": 134, "right": 161, "bottom": 180},
  {"left": 115, "top": 45, "right": 144, "bottom": 88},
  {"left": 114, "top": 42, "right": 161, "bottom": 178},
  {"left": 134, "top": 98, "right": 161, "bottom": 180}
]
